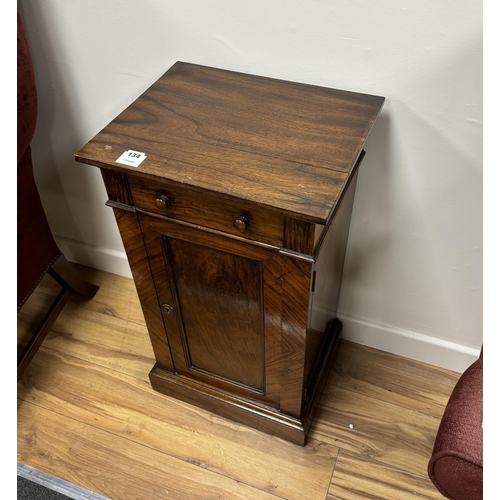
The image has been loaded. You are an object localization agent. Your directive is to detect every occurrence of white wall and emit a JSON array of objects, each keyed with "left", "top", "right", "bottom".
[{"left": 19, "top": 0, "right": 482, "bottom": 373}]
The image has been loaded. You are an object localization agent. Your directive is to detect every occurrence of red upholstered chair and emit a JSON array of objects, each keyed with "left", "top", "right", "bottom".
[
  {"left": 428, "top": 349, "right": 483, "bottom": 500},
  {"left": 17, "top": 5, "right": 99, "bottom": 381}
]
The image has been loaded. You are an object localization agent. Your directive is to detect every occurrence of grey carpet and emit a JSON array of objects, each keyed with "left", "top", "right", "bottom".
[
  {"left": 17, "top": 463, "right": 110, "bottom": 500},
  {"left": 18, "top": 476, "right": 73, "bottom": 500}
]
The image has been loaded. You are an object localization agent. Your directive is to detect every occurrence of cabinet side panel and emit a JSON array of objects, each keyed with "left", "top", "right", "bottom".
[
  {"left": 309, "top": 168, "right": 359, "bottom": 333},
  {"left": 112, "top": 208, "right": 175, "bottom": 372}
]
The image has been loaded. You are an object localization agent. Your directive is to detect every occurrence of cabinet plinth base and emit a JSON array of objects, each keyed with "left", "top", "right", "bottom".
[{"left": 149, "top": 319, "right": 342, "bottom": 445}]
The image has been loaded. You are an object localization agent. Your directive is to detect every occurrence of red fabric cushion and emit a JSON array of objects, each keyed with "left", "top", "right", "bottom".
[
  {"left": 17, "top": 5, "right": 60, "bottom": 309},
  {"left": 17, "top": 3, "right": 37, "bottom": 162},
  {"left": 17, "top": 147, "right": 60, "bottom": 309},
  {"left": 428, "top": 350, "right": 483, "bottom": 500}
]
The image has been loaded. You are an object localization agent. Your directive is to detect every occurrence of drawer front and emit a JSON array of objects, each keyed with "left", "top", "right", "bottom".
[{"left": 128, "top": 176, "right": 283, "bottom": 246}]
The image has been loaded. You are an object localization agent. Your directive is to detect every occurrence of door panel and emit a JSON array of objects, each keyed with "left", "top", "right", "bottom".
[
  {"left": 167, "top": 237, "right": 265, "bottom": 390},
  {"left": 139, "top": 214, "right": 282, "bottom": 406}
]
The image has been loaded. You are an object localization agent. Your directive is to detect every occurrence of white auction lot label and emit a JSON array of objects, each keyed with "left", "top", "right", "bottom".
[{"left": 115, "top": 150, "right": 147, "bottom": 167}]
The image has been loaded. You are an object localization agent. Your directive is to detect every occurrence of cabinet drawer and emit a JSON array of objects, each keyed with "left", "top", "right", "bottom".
[{"left": 128, "top": 176, "right": 283, "bottom": 246}]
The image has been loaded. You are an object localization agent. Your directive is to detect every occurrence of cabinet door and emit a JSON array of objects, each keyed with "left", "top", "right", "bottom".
[{"left": 139, "top": 214, "right": 282, "bottom": 407}]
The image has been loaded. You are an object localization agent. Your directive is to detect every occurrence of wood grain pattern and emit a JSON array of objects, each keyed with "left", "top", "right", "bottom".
[
  {"left": 331, "top": 340, "right": 459, "bottom": 418},
  {"left": 75, "top": 62, "right": 384, "bottom": 223},
  {"left": 17, "top": 254, "right": 99, "bottom": 381},
  {"left": 101, "top": 169, "right": 132, "bottom": 206},
  {"left": 113, "top": 207, "right": 175, "bottom": 373},
  {"left": 18, "top": 349, "right": 338, "bottom": 500},
  {"left": 149, "top": 364, "right": 306, "bottom": 445},
  {"left": 283, "top": 217, "right": 316, "bottom": 255},
  {"left": 18, "top": 262, "right": 154, "bottom": 381},
  {"left": 327, "top": 450, "right": 446, "bottom": 499},
  {"left": 18, "top": 404, "right": 280, "bottom": 500},
  {"left": 17, "top": 265, "right": 459, "bottom": 500},
  {"left": 280, "top": 256, "right": 312, "bottom": 418},
  {"left": 309, "top": 387, "right": 443, "bottom": 477},
  {"left": 129, "top": 175, "right": 284, "bottom": 246},
  {"left": 138, "top": 213, "right": 283, "bottom": 407},
  {"left": 168, "top": 237, "right": 265, "bottom": 390}
]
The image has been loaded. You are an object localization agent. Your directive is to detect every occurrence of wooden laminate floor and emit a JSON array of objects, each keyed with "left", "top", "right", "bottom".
[{"left": 17, "top": 264, "right": 460, "bottom": 500}]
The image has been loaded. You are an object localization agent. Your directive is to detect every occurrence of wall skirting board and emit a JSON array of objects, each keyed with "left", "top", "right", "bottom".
[
  {"left": 337, "top": 313, "right": 481, "bottom": 374},
  {"left": 56, "top": 236, "right": 480, "bottom": 374},
  {"left": 55, "top": 236, "right": 133, "bottom": 279}
]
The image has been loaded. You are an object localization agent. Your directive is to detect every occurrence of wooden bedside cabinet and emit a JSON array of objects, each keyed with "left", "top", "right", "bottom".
[{"left": 75, "top": 62, "right": 384, "bottom": 445}]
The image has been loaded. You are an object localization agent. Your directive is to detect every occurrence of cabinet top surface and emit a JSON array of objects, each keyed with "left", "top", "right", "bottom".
[{"left": 75, "top": 62, "right": 384, "bottom": 223}]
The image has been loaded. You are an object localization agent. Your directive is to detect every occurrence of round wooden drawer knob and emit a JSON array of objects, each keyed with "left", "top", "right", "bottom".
[
  {"left": 233, "top": 216, "right": 249, "bottom": 232},
  {"left": 155, "top": 195, "right": 171, "bottom": 209}
]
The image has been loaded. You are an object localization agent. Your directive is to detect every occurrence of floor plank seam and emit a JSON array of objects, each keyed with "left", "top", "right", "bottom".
[
  {"left": 18, "top": 398, "right": 292, "bottom": 500},
  {"left": 323, "top": 448, "right": 339, "bottom": 500},
  {"left": 334, "top": 449, "right": 434, "bottom": 481},
  {"left": 84, "top": 306, "right": 148, "bottom": 328},
  {"left": 36, "top": 344, "right": 154, "bottom": 382},
  {"left": 318, "top": 385, "right": 446, "bottom": 422}
]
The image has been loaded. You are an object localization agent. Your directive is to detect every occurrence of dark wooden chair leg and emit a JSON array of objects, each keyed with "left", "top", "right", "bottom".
[
  {"left": 17, "top": 287, "right": 72, "bottom": 381},
  {"left": 48, "top": 254, "right": 99, "bottom": 299},
  {"left": 17, "top": 254, "right": 100, "bottom": 381}
]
